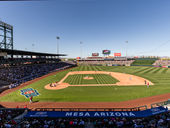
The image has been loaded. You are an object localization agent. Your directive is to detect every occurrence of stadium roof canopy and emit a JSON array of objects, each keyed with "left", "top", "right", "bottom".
[{"left": 0, "top": 49, "right": 67, "bottom": 56}]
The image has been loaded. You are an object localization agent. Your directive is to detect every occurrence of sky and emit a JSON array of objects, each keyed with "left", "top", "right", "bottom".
[{"left": 0, "top": 0, "right": 170, "bottom": 58}]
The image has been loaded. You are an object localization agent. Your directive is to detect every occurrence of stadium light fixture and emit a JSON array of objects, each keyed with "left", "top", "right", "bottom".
[
  {"left": 126, "top": 41, "right": 128, "bottom": 58},
  {"left": 56, "top": 36, "right": 60, "bottom": 58},
  {"left": 32, "top": 44, "right": 34, "bottom": 52},
  {"left": 80, "top": 42, "right": 82, "bottom": 59}
]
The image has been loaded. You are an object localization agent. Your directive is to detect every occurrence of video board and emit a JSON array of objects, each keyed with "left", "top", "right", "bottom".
[{"left": 102, "top": 50, "right": 111, "bottom": 54}]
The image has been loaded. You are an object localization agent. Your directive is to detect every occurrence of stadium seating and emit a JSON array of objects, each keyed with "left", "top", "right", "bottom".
[
  {"left": 0, "top": 62, "right": 76, "bottom": 83},
  {"left": 153, "top": 60, "right": 170, "bottom": 66}
]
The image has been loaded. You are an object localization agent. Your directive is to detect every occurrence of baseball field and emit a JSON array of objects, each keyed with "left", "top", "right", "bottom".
[{"left": 1, "top": 66, "right": 170, "bottom": 107}]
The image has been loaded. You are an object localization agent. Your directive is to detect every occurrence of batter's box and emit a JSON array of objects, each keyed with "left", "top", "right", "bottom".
[{"left": 20, "top": 88, "right": 40, "bottom": 98}]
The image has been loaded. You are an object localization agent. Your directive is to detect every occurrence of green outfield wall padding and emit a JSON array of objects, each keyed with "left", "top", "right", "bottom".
[
  {"left": 134, "top": 58, "right": 158, "bottom": 61},
  {"left": 131, "top": 65, "right": 154, "bottom": 67}
]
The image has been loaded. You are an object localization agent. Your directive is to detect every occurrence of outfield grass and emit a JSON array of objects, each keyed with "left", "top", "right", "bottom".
[
  {"left": 1, "top": 66, "right": 170, "bottom": 102},
  {"left": 64, "top": 74, "right": 119, "bottom": 85}
]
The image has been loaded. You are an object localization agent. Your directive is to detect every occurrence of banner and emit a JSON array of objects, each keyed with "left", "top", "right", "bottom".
[
  {"left": 25, "top": 107, "right": 168, "bottom": 118},
  {"left": 92, "top": 53, "right": 99, "bottom": 56},
  {"left": 114, "top": 53, "right": 121, "bottom": 56},
  {"left": 154, "top": 65, "right": 160, "bottom": 67},
  {"left": 162, "top": 66, "right": 168, "bottom": 68}
]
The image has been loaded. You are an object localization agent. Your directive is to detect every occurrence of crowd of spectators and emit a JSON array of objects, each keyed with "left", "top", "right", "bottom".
[
  {"left": 17, "top": 118, "right": 85, "bottom": 128},
  {"left": 8, "top": 83, "right": 20, "bottom": 89},
  {"left": 153, "top": 60, "right": 170, "bottom": 66},
  {"left": 79, "top": 60, "right": 135, "bottom": 66},
  {"left": 0, "top": 109, "right": 26, "bottom": 128},
  {"left": 0, "top": 62, "right": 75, "bottom": 83},
  {"left": 93, "top": 111, "right": 170, "bottom": 128}
]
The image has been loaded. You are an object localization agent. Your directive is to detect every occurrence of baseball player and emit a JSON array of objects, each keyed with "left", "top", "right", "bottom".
[
  {"left": 29, "top": 96, "right": 33, "bottom": 104},
  {"left": 50, "top": 83, "right": 52, "bottom": 87},
  {"left": 129, "top": 77, "right": 132, "bottom": 80}
]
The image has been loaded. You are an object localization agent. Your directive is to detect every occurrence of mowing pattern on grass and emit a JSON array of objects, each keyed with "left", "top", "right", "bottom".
[
  {"left": 2, "top": 66, "right": 170, "bottom": 102},
  {"left": 63, "top": 74, "right": 119, "bottom": 85}
]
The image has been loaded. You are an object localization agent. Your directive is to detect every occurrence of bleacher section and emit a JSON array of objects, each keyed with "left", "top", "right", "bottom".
[{"left": 153, "top": 60, "right": 170, "bottom": 66}]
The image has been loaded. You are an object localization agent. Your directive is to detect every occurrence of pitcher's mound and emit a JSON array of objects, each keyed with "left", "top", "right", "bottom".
[
  {"left": 45, "top": 83, "right": 69, "bottom": 90},
  {"left": 84, "top": 77, "right": 93, "bottom": 80}
]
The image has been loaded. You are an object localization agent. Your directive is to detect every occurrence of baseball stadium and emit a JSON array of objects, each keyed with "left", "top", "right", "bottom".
[
  {"left": 1, "top": 21, "right": 170, "bottom": 128},
  {"left": 1, "top": 1, "right": 170, "bottom": 127}
]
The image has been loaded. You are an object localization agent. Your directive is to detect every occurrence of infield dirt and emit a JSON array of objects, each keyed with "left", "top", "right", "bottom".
[{"left": 45, "top": 71, "right": 154, "bottom": 90}]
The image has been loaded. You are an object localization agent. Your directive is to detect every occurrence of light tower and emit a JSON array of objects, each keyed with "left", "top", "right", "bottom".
[
  {"left": 0, "top": 21, "right": 13, "bottom": 50},
  {"left": 126, "top": 41, "right": 128, "bottom": 58},
  {"left": 56, "top": 36, "right": 60, "bottom": 58},
  {"left": 80, "top": 42, "right": 82, "bottom": 59}
]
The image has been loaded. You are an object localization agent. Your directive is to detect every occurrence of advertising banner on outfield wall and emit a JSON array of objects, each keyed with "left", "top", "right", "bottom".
[
  {"left": 162, "top": 66, "right": 168, "bottom": 68},
  {"left": 154, "top": 65, "right": 160, "bottom": 67},
  {"left": 114, "top": 53, "right": 121, "bottom": 56},
  {"left": 25, "top": 107, "right": 168, "bottom": 118}
]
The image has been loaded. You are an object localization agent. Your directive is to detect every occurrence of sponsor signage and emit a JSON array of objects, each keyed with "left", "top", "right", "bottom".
[
  {"left": 162, "top": 66, "right": 168, "bottom": 68},
  {"left": 154, "top": 65, "right": 160, "bottom": 67},
  {"left": 25, "top": 107, "right": 168, "bottom": 118},
  {"left": 114, "top": 53, "right": 121, "bottom": 56},
  {"left": 0, "top": 21, "right": 13, "bottom": 30},
  {"left": 102, "top": 50, "right": 111, "bottom": 54},
  {"left": 77, "top": 57, "right": 80, "bottom": 59},
  {"left": 92, "top": 53, "right": 99, "bottom": 56}
]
